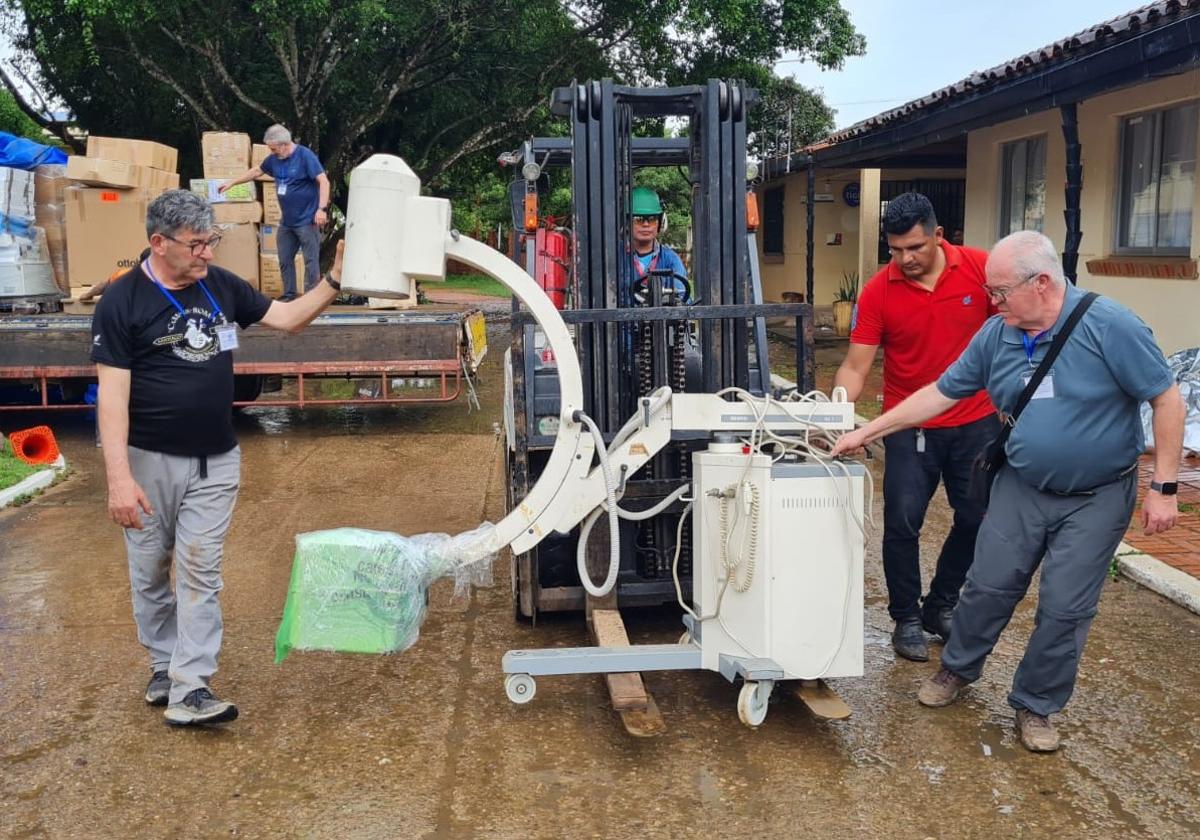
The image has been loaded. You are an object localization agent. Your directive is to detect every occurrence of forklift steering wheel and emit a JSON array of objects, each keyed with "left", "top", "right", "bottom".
[{"left": 634, "top": 269, "right": 693, "bottom": 306}]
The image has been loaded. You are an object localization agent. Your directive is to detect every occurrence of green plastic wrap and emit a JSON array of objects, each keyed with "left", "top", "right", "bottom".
[{"left": 274, "top": 524, "right": 496, "bottom": 663}]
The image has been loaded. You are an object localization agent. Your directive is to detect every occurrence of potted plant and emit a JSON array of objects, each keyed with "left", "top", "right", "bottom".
[{"left": 832, "top": 270, "right": 859, "bottom": 336}]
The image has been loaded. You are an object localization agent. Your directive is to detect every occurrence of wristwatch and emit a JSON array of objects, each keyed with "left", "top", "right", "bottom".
[
  {"left": 1149, "top": 480, "right": 1178, "bottom": 495},
  {"left": 324, "top": 272, "right": 341, "bottom": 291},
  {"left": 318, "top": 205, "right": 329, "bottom": 212}
]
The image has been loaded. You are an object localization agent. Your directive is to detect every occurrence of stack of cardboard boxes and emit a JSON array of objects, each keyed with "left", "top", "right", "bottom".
[
  {"left": 192, "top": 132, "right": 300, "bottom": 297},
  {"left": 192, "top": 131, "right": 259, "bottom": 289},
  {"left": 64, "top": 137, "right": 181, "bottom": 297}
]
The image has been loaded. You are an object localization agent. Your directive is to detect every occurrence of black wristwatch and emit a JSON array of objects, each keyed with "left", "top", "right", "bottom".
[
  {"left": 1149, "top": 480, "right": 1178, "bottom": 495},
  {"left": 324, "top": 272, "right": 341, "bottom": 291}
]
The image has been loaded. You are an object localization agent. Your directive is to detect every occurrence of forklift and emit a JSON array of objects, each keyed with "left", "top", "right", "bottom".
[{"left": 500, "top": 80, "right": 821, "bottom": 733}]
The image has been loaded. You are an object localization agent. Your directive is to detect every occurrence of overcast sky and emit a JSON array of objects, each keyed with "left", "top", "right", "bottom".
[{"left": 780, "top": 0, "right": 1151, "bottom": 130}]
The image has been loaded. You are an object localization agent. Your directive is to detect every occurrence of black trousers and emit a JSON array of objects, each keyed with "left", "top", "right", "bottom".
[{"left": 881, "top": 413, "right": 1001, "bottom": 622}]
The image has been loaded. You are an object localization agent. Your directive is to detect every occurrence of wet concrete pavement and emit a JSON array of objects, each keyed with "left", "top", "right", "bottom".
[{"left": 2, "top": 334, "right": 1200, "bottom": 839}]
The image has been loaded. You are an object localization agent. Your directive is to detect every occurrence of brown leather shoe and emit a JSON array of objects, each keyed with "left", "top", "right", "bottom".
[
  {"left": 918, "top": 667, "right": 969, "bottom": 707},
  {"left": 1015, "top": 709, "right": 1060, "bottom": 752}
]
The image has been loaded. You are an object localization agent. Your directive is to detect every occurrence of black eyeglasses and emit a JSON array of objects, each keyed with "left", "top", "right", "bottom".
[{"left": 164, "top": 234, "right": 222, "bottom": 255}]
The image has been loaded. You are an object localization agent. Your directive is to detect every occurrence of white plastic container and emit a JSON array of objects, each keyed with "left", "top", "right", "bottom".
[{"left": 341, "top": 155, "right": 451, "bottom": 300}]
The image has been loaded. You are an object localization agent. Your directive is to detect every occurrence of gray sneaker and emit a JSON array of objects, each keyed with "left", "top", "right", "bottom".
[
  {"left": 144, "top": 670, "right": 171, "bottom": 706},
  {"left": 1015, "top": 709, "right": 1061, "bottom": 752},
  {"left": 164, "top": 688, "right": 238, "bottom": 726},
  {"left": 918, "top": 667, "right": 969, "bottom": 707}
]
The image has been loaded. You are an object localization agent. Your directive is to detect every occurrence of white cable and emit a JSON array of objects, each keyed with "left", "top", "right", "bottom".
[
  {"left": 574, "top": 412, "right": 620, "bottom": 598},
  {"left": 717, "top": 482, "right": 759, "bottom": 592}
]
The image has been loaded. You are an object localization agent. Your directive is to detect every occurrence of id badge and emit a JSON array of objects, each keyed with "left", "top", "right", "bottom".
[
  {"left": 276, "top": 183, "right": 287, "bottom": 196},
  {"left": 1021, "top": 373, "right": 1054, "bottom": 399},
  {"left": 216, "top": 323, "right": 239, "bottom": 352}
]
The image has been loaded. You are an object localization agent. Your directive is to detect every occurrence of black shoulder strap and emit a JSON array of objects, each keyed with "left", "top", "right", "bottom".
[{"left": 1004, "top": 291, "right": 1099, "bottom": 430}]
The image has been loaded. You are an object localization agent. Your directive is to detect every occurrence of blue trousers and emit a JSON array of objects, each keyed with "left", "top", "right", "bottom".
[
  {"left": 942, "top": 466, "right": 1137, "bottom": 716},
  {"left": 277, "top": 224, "right": 321, "bottom": 297},
  {"left": 881, "top": 414, "right": 1000, "bottom": 622}
]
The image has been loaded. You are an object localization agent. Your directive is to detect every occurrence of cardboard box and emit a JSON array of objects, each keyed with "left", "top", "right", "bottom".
[
  {"left": 213, "top": 201, "right": 262, "bottom": 225},
  {"left": 64, "top": 187, "right": 154, "bottom": 287},
  {"left": 39, "top": 219, "right": 69, "bottom": 295},
  {"left": 202, "top": 131, "right": 250, "bottom": 180},
  {"left": 34, "top": 165, "right": 70, "bottom": 294},
  {"left": 261, "top": 182, "right": 282, "bottom": 225},
  {"left": 251, "top": 144, "right": 274, "bottom": 181},
  {"left": 68, "top": 156, "right": 177, "bottom": 191},
  {"left": 190, "top": 179, "right": 256, "bottom": 203},
  {"left": 259, "top": 252, "right": 305, "bottom": 297},
  {"left": 211, "top": 222, "right": 259, "bottom": 283},
  {"left": 85, "top": 136, "right": 178, "bottom": 173},
  {"left": 34, "top": 164, "right": 68, "bottom": 208},
  {"left": 259, "top": 224, "right": 277, "bottom": 254}
]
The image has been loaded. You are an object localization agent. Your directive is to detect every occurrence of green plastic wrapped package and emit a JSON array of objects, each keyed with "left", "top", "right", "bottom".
[{"left": 274, "top": 523, "right": 496, "bottom": 663}]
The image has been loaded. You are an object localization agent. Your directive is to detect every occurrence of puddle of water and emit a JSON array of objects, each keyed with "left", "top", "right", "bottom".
[{"left": 977, "top": 720, "right": 1021, "bottom": 762}]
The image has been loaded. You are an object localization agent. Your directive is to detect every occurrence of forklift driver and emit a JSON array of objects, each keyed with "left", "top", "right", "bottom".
[{"left": 629, "top": 187, "right": 690, "bottom": 304}]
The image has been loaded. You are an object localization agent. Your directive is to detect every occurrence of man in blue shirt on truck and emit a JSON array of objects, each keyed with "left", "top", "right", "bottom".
[{"left": 219, "top": 124, "right": 331, "bottom": 300}]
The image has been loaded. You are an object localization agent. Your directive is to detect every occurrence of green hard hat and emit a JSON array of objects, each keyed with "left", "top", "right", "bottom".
[{"left": 631, "top": 187, "right": 663, "bottom": 216}]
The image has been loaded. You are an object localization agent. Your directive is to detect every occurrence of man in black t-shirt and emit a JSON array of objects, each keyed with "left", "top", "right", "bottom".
[{"left": 91, "top": 189, "right": 345, "bottom": 726}]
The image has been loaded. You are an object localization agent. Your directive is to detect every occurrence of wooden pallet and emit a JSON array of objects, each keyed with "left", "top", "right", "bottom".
[
  {"left": 584, "top": 528, "right": 666, "bottom": 737},
  {"left": 789, "top": 679, "right": 852, "bottom": 720}
]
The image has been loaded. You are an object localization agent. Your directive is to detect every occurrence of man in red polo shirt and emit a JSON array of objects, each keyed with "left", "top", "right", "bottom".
[{"left": 835, "top": 192, "right": 999, "bottom": 662}]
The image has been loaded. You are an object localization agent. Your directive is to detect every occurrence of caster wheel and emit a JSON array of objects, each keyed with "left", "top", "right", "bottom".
[
  {"left": 737, "top": 680, "right": 772, "bottom": 727},
  {"left": 505, "top": 673, "right": 537, "bottom": 705}
]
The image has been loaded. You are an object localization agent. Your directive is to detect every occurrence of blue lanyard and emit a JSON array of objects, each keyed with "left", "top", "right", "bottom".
[
  {"left": 1021, "top": 330, "right": 1048, "bottom": 366},
  {"left": 142, "top": 260, "right": 224, "bottom": 325}
]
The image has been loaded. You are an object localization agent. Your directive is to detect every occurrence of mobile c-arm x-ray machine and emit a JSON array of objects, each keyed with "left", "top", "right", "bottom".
[{"left": 341, "top": 155, "right": 869, "bottom": 728}]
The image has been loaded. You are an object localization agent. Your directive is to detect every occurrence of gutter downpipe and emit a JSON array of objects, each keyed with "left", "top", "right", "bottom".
[{"left": 1061, "top": 102, "right": 1083, "bottom": 285}]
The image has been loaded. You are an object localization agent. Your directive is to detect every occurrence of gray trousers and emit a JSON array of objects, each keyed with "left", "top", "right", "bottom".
[
  {"left": 276, "top": 224, "right": 321, "bottom": 297},
  {"left": 941, "top": 465, "right": 1137, "bottom": 716},
  {"left": 124, "top": 445, "right": 241, "bottom": 704}
]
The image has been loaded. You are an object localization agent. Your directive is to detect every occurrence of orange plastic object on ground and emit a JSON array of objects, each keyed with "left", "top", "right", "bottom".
[{"left": 6, "top": 426, "right": 61, "bottom": 465}]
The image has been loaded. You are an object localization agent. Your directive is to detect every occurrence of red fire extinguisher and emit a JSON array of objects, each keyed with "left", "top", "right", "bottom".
[{"left": 534, "top": 228, "right": 569, "bottom": 309}]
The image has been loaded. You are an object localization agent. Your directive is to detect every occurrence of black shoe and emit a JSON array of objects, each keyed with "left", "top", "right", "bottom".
[
  {"left": 892, "top": 618, "right": 929, "bottom": 662},
  {"left": 164, "top": 688, "right": 238, "bottom": 726},
  {"left": 144, "top": 669, "right": 170, "bottom": 706},
  {"left": 922, "top": 604, "right": 955, "bottom": 641}
]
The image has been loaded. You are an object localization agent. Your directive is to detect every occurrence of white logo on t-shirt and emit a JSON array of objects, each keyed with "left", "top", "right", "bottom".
[{"left": 152, "top": 307, "right": 225, "bottom": 363}]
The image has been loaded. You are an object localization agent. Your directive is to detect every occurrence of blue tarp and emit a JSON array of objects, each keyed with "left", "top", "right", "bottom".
[{"left": 0, "top": 132, "right": 67, "bottom": 170}]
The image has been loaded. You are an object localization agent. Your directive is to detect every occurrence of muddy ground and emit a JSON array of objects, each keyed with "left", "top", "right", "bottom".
[{"left": 1, "top": 308, "right": 1198, "bottom": 839}]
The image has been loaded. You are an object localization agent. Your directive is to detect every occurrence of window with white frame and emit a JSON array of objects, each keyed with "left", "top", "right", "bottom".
[
  {"left": 999, "top": 135, "right": 1047, "bottom": 236},
  {"left": 1117, "top": 102, "right": 1198, "bottom": 254}
]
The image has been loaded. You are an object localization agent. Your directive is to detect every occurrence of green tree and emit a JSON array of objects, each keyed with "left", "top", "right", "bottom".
[
  {"left": 2, "top": 0, "right": 863, "bottom": 205},
  {"left": 750, "top": 74, "right": 836, "bottom": 162},
  {"left": 0, "top": 86, "right": 51, "bottom": 140}
]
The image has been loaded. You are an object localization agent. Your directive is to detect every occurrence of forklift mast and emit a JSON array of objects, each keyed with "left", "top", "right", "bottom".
[{"left": 504, "top": 80, "right": 814, "bottom": 618}]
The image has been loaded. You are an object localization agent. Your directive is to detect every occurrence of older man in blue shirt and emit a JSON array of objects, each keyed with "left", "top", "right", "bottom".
[
  {"left": 833, "top": 230, "right": 1184, "bottom": 753},
  {"left": 219, "top": 124, "right": 331, "bottom": 301}
]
